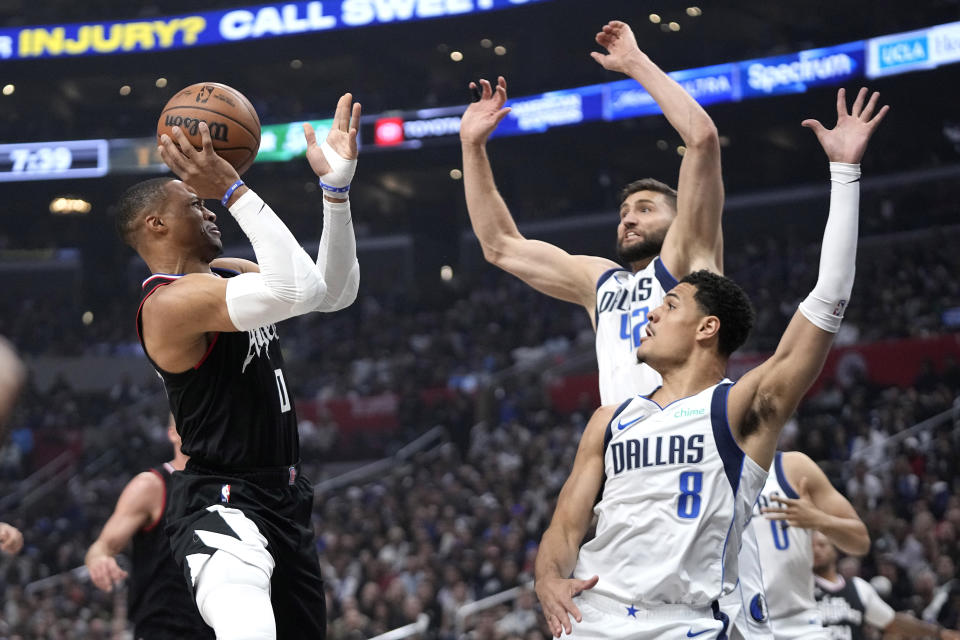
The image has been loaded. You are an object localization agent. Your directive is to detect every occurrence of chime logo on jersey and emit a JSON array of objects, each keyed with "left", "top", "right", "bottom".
[
  {"left": 220, "top": 484, "right": 231, "bottom": 503},
  {"left": 610, "top": 433, "right": 705, "bottom": 474},
  {"left": 242, "top": 323, "right": 279, "bottom": 373}
]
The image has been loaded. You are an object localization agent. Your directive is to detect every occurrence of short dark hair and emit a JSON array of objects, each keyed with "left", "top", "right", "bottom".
[
  {"left": 114, "top": 177, "right": 173, "bottom": 248},
  {"left": 681, "top": 270, "right": 754, "bottom": 357},
  {"left": 618, "top": 178, "right": 678, "bottom": 211}
]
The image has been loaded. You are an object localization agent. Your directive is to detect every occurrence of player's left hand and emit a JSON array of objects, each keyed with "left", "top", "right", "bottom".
[
  {"left": 939, "top": 629, "right": 960, "bottom": 640},
  {"left": 0, "top": 522, "right": 23, "bottom": 554},
  {"left": 304, "top": 93, "right": 360, "bottom": 188},
  {"left": 762, "top": 477, "right": 826, "bottom": 530},
  {"left": 536, "top": 574, "right": 598, "bottom": 637},
  {"left": 590, "top": 20, "right": 643, "bottom": 74},
  {"left": 802, "top": 87, "right": 889, "bottom": 164}
]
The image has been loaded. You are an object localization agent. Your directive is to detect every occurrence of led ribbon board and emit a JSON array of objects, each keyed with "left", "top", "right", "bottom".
[
  {"left": 257, "top": 119, "right": 337, "bottom": 162},
  {"left": 0, "top": 0, "right": 552, "bottom": 60},
  {"left": 866, "top": 21, "right": 960, "bottom": 78},
  {"left": 11, "top": 21, "right": 960, "bottom": 180}
]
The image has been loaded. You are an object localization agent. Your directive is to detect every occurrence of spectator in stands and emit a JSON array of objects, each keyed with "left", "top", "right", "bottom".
[{"left": 846, "top": 459, "right": 884, "bottom": 510}]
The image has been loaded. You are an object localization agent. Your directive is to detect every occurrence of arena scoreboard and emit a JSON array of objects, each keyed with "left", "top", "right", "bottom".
[{"left": 0, "top": 140, "right": 109, "bottom": 182}]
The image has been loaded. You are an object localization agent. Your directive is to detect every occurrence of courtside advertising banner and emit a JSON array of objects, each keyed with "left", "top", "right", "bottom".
[
  {"left": 0, "top": 0, "right": 552, "bottom": 60},
  {"left": 739, "top": 41, "right": 865, "bottom": 98},
  {"left": 491, "top": 85, "right": 605, "bottom": 138},
  {"left": 866, "top": 21, "right": 960, "bottom": 78},
  {"left": 603, "top": 63, "right": 738, "bottom": 121}
]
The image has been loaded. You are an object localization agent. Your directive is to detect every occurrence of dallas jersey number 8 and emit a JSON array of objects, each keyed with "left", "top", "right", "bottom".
[{"left": 677, "top": 471, "right": 703, "bottom": 519}]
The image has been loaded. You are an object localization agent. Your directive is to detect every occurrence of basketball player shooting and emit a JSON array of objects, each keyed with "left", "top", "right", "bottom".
[
  {"left": 534, "top": 87, "right": 888, "bottom": 640},
  {"left": 114, "top": 93, "right": 361, "bottom": 639}
]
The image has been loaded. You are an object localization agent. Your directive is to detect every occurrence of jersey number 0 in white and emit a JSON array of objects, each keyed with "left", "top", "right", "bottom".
[{"left": 274, "top": 368, "right": 291, "bottom": 413}]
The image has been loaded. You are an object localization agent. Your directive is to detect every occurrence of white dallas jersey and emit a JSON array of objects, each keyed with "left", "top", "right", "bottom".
[
  {"left": 574, "top": 381, "right": 768, "bottom": 606},
  {"left": 595, "top": 258, "right": 677, "bottom": 405},
  {"left": 752, "top": 452, "right": 823, "bottom": 636}
]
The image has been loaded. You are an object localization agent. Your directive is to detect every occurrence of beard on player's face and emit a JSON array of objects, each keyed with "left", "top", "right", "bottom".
[{"left": 617, "top": 226, "right": 667, "bottom": 264}]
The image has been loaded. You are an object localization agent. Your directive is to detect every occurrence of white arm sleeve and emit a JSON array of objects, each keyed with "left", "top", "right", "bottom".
[
  {"left": 853, "top": 577, "right": 896, "bottom": 629},
  {"left": 798, "top": 162, "right": 860, "bottom": 333},
  {"left": 313, "top": 198, "right": 359, "bottom": 312},
  {"left": 225, "top": 190, "right": 327, "bottom": 331}
]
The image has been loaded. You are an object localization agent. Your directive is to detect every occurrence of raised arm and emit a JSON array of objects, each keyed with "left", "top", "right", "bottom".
[
  {"left": 146, "top": 96, "right": 362, "bottom": 370},
  {"left": 728, "top": 88, "right": 889, "bottom": 469},
  {"left": 763, "top": 451, "right": 869, "bottom": 555},
  {"left": 210, "top": 97, "right": 362, "bottom": 308},
  {"left": 534, "top": 405, "right": 610, "bottom": 638},
  {"left": 592, "top": 20, "right": 722, "bottom": 275},
  {"left": 85, "top": 471, "right": 163, "bottom": 592},
  {"left": 303, "top": 94, "right": 362, "bottom": 312},
  {"left": 460, "top": 76, "right": 617, "bottom": 313}
]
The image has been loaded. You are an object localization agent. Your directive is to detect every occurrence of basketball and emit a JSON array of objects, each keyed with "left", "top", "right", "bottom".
[{"left": 157, "top": 82, "right": 261, "bottom": 175}]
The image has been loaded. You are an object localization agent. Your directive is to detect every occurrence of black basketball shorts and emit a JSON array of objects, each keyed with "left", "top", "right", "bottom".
[{"left": 165, "top": 462, "right": 326, "bottom": 639}]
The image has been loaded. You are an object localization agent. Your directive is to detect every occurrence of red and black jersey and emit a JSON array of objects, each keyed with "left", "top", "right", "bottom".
[
  {"left": 137, "top": 268, "right": 299, "bottom": 469},
  {"left": 128, "top": 463, "right": 213, "bottom": 640}
]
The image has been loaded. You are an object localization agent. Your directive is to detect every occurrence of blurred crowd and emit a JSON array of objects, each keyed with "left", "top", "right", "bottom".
[
  {"left": 2, "top": 365, "right": 956, "bottom": 639},
  {"left": 4, "top": 215, "right": 960, "bottom": 373}
]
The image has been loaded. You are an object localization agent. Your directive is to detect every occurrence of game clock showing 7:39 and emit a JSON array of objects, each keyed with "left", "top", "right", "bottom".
[{"left": 0, "top": 139, "right": 109, "bottom": 182}]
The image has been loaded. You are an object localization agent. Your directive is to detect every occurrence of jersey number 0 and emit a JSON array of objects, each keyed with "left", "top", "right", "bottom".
[{"left": 274, "top": 368, "right": 291, "bottom": 413}]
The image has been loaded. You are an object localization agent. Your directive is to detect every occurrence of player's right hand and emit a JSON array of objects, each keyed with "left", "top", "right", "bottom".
[
  {"left": 158, "top": 121, "right": 241, "bottom": 200},
  {"left": 86, "top": 556, "right": 129, "bottom": 593},
  {"left": 590, "top": 20, "right": 643, "bottom": 74},
  {"left": 535, "top": 574, "right": 598, "bottom": 637},
  {"left": 459, "top": 76, "right": 511, "bottom": 146}
]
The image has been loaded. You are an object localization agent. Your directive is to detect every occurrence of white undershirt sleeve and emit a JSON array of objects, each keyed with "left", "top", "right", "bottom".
[
  {"left": 224, "top": 190, "right": 327, "bottom": 331},
  {"left": 312, "top": 198, "right": 359, "bottom": 312},
  {"left": 798, "top": 162, "right": 860, "bottom": 333},
  {"left": 853, "top": 576, "right": 896, "bottom": 629}
]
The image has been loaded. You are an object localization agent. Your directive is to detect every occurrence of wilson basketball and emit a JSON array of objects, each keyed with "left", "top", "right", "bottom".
[{"left": 157, "top": 82, "right": 261, "bottom": 175}]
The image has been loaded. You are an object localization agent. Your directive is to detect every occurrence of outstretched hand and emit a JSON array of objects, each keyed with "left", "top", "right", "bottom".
[
  {"left": 535, "top": 574, "right": 598, "bottom": 638},
  {"left": 304, "top": 92, "right": 361, "bottom": 179},
  {"left": 460, "top": 76, "right": 511, "bottom": 146},
  {"left": 802, "top": 87, "right": 889, "bottom": 164},
  {"left": 590, "top": 20, "right": 643, "bottom": 74}
]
